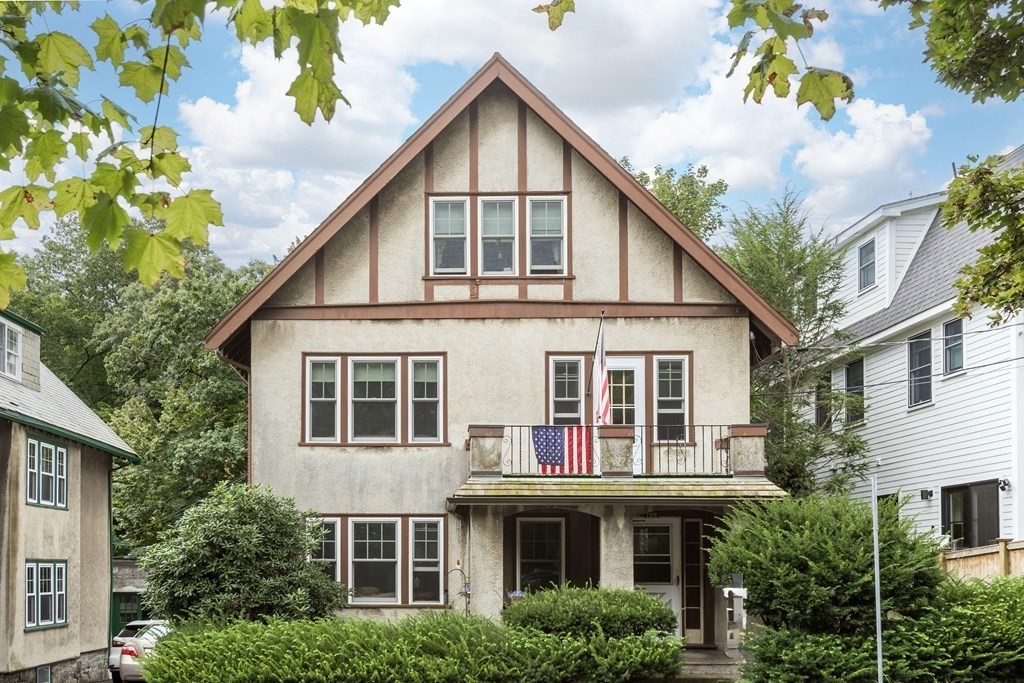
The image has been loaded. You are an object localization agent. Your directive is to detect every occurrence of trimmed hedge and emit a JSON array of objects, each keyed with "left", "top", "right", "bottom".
[
  {"left": 501, "top": 585, "right": 677, "bottom": 638},
  {"left": 143, "top": 612, "right": 683, "bottom": 683}
]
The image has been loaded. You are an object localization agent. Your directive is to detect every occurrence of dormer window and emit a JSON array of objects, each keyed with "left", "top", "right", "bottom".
[
  {"left": 858, "top": 239, "right": 876, "bottom": 291},
  {"left": 479, "top": 199, "right": 516, "bottom": 275},
  {"left": 430, "top": 199, "right": 468, "bottom": 275},
  {"left": 0, "top": 321, "right": 21, "bottom": 379}
]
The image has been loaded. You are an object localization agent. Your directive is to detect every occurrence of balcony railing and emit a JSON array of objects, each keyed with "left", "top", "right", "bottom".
[{"left": 466, "top": 424, "right": 767, "bottom": 478}]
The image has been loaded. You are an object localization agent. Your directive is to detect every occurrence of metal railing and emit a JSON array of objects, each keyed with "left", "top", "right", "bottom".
[{"left": 496, "top": 425, "right": 734, "bottom": 477}]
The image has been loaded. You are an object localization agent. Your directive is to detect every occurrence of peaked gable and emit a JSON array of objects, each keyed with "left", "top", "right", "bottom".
[{"left": 206, "top": 54, "right": 797, "bottom": 360}]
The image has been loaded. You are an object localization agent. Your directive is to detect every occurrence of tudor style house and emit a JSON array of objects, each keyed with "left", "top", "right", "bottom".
[
  {"left": 206, "top": 54, "right": 797, "bottom": 652},
  {"left": 827, "top": 144, "right": 1024, "bottom": 553},
  {"left": 0, "top": 310, "right": 138, "bottom": 683}
]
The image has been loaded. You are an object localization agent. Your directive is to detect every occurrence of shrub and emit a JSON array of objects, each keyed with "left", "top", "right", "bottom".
[
  {"left": 140, "top": 482, "right": 346, "bottom": 621},
  {"left": 708, "top": 494, "right": 943, "bottom": 635},
  {"left": 142, "top": 612, "right": 683, "bottom": 683},
  {"left": 501, "top": 585, "right": 676, "bottom": 638}
]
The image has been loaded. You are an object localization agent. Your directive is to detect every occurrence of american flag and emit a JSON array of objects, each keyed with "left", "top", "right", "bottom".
[
  {"left": 593, "top": 319, "right": 610, "bottom": 426},
  {"left": 531, "top": 426, "right": 593, "bottom": 475}
]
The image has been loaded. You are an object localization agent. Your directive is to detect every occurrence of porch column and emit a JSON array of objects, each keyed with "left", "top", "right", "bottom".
[
  {"left": 468, "top": 506, "right": 505, "bottom": 618},
  {"left": 599, "top": 505, "right": 633, "bottom": 589}
]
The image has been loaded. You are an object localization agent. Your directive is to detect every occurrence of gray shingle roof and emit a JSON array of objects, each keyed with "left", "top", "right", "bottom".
[{"left": 0, "top": 363, "right": 138, "bottom": 461}]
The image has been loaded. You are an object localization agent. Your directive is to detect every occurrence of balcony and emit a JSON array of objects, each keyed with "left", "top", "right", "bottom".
[{"left": 466, "top": 424, "right": 766, "bottom": 478}]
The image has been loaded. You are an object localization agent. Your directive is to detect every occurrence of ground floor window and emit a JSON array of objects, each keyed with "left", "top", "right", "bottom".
[
  {"left": 310, "top": 518, "right": 340, "bottom": 582},
  {"left": 517, "top": 519, "right": 564, "bottom": 591},
  {"left": 942, "top": 481, "right": 999, "bottom": 549},
  {"left": 25, "top": 560, "right": 66, "bottom": 629},
  {"left": 411, "top": 519, "right": 443, "bottom": 604},
  {"left": 350, "top": 519, "right": 400, "bottom": 603}
]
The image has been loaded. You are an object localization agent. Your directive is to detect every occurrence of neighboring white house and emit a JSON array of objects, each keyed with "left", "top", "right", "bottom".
[{"left": 826, "top": 144, "right": 1024, "bottom": 550}]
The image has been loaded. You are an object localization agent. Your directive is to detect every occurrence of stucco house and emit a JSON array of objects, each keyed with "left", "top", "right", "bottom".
[
  {"left": 206, "top": 54, "right": 797, "bottom": 657},
  {"left": 0, "top": 310, "right": 138, "bottom": 683},
  {"left": 826, "top": 144, "right": 1024, "bottom": 558}
]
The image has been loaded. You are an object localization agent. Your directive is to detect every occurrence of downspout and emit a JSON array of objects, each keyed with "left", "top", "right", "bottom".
[{"left": 108, "top": 463, "right": 129, "bottom": 650}]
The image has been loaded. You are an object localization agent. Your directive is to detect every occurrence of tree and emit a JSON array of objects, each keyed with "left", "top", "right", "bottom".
[
  {"left": 0, "top": 0, "right": 399, "bottom": 305},
  {"left": 619, "top": 158, "right": 729, "bottom": 241},
  {"left": 718, "top": 189, "right": 868, "bottom": 494},
  {"left": 141, "top": 482, "right": 345, "bottom": 620}
]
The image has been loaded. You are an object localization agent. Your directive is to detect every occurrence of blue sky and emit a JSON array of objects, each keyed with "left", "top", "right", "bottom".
[{"left": 12, "top": 0, "right": 1024, "bottom": 265}]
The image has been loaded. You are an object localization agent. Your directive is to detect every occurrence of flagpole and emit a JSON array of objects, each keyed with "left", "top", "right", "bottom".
[
  {"left": 871, "top": 458, "right": 883, "bottom": 683},
  {"left": 585, "top": 310, "right": 606, "bottom": 400}
]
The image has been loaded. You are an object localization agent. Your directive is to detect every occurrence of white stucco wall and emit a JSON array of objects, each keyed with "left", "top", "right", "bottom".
[
  {"left": 526, "top": 108, "right": 562, "bottom": 191},
  {"left": 378, "top": 158, "right": 426, "bottom": 303},
  {"left": 265, "top": 260, "right": 315, "bottom": 307},
  {"left": 627, "top": 203, "right": 675, "bottom": 302},
  {"left": 570, "top": 151, "right": 619, "bottom": 301},
  {"left": 324, "top": 207, "right": 370, "bottom": 305},
  {"left": 432, "top": 111, "right": 470, "bottom": 193},
  {"left": 476, "top": 83, "right": 518, "bottom": 193}
]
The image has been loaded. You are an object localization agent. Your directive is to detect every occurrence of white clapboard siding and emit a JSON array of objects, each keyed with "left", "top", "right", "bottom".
[
  {"left": 838, "top": 224, "right": 889, "bottom": 328},
  {"left": 890, "top": 208, "right": 936, "bottom": 297}
]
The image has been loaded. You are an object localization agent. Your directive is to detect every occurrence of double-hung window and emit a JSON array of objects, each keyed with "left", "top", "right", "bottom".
[
  {"left": 307, "top": 358, "right": 339, "bottom": 442},
  {"left": 845, "top": 358, "right": 865, "bottom": 424},
  {"left": 0, "top": 321, "right": 21, "bottom": 379},
  {"left": 410, "top": 519, "right": 443, "bottom": 604},
  {"left": 550, "top": 358, "right": 583, "bottom": 426},
  {"left": 350, "top": 519, "right": 400, "bottom": 603},
  {"left": 431, "top": 199, "right": 468, "bottom": 274},
  {"left": 410, "top": 359, "right": 442, "bottom": 442},
  {"left": 858, "top": 239, "right": 875, "bottom": 291},
  {"left": 351, "top": 359, "right": 399, "bottom": 441},
  {"left": 310, "top": 518, "right": 340, "bottom": 582},
  {"left": 27, "top": 437, "right": 66, "bottom": 509},
  {"left": 942, "top": 481, "right": 999, "bottom": 549},
  {"left": 908, "top": 331, "right": 932, "bottom": 407},
  {"left": 655, "top": 357, "right": 687, "bottom": 441},
  {"left": 25, "top": 561, "right": 66, "bottom": 629},
  {"left": 479, "top": 199, "right": 516, "bottom": 275},
  {"left": 943, "top": 319, "right": 964, "bottom": 373},
  {"left": 517, "top": 519, "right": 564, "bottom": 592},
  {"left": 528, "top": 199, "right": 565, "bottom": 275}
]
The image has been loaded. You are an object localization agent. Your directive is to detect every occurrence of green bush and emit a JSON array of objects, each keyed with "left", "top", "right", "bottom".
[
  {"left": 142, "top": 612, "right": 682, "bottom": 683},
  {"left": 708, "top": 494, "right": 943, "bottom": 635},
  {"left": 501, "top": 585, "right": 676, "bottom": 638}
]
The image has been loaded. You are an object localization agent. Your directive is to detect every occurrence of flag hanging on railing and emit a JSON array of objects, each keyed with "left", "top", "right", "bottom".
[
  {"left": 531, "top": 425, "right": 593, "bottom": 474},
  {"left": 593, "top": 319, "right": 610, "bottom": 427}
]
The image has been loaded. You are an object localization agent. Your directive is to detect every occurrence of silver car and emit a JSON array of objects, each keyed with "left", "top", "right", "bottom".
[
  {"left": 109, "top": 620, "right": 166, "bottom": 683},
  {"left": 118, "top": 622, "right": 171, "bottom": 682}
]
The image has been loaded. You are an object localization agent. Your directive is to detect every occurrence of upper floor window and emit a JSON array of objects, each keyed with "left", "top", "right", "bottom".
[
  {"left": 0, "top": 321, "right": 21, "bottom": 380},
  {"left": 528, "top": 199, "right": 565, "bottom": 275},
  {"left": 858, "top": 239, "right": 875, "bottom": 291},
  {"left": 479, "top": 199, "right": 516, "bottom": 275},
  {"left": 351, "top": 359, "right": 400, "bottom": 441},
  {"left": 27, "top": 436, "right": 67, "bottom": 509},
  {"left": 943, "top": 319, "right": 964, "bottom": 373},
  {"left": 845, "top": 358, "right": 864, "bottom": 424},
  {"left": 655, "top": 357, "right": 687, "bottom": 442},
  {"left": 908, "top": 331, "right": 932, "bottom": 407},
  {"left": 307, "top": 358, "right": 340, "bottom": 442},
  {"left": 25, "top": 561, "right": 66, "bottom": 629},
  {"left": 549, "top": 357, "right": 583, "bottom": 426},
  {"left": 942, "top": 481, "right": 999, "bottom": 549},
  {"left": 410, "top": 359, "right": 442, "bottom": 442},
  {"left": 431, "top": 199, "right": 468, "bottom": 275}
]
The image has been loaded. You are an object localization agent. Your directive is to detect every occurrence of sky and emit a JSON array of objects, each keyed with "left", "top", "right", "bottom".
[{"left": 10, "top": 0, "right": 1024, "bottom": 266}]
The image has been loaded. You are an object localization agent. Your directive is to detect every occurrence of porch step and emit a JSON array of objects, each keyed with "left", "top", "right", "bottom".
[{"left": 676, "top": 648, "right": 744, "bottom": 681}]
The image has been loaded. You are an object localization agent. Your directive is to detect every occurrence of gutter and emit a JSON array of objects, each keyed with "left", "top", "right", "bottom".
[{"left": 0, "top": 408, "right": 140, "bottom": 463}]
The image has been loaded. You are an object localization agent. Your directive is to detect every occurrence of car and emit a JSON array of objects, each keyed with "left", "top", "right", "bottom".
[
  {"left": 118, "top": 622, "right": 171, "bottom": 682},
  {"left": 109, "top": 620, "right": 166, "bottom": 683}
]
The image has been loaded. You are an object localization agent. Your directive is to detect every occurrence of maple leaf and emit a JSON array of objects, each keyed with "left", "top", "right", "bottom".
[
  {"left": 533, "top": 0, "right": 575, "bottom": 30},
  {"left": 123, "top": 228, "right": 185, "bottom": 285}
]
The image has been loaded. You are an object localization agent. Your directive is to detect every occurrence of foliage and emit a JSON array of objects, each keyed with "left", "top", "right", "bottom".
[
  {"left": 0, "top": 0, "right": 399, "bottom": 303},
  {"left": 501, "top": 585, "right": 677, "bottom": 638},
  {"left": 619, "top": 158, "right": 729, "bottom": 241},
  {"left": 708, "top": 494, "right": 944, "bottom": 636},
  {"left": 718, "top": 189, "right": 867, "bottom": 494},
  {"left": 141, "top": 482, "right": 345, "bottom": 621},
  {"left": 142, "top": 611, "right": 682, "bottom": 683}
]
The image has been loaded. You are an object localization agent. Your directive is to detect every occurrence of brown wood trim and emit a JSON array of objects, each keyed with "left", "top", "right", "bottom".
[
  {"left": 400, "top": 357, "right": 409, "bottom": 443},
  {"left": 518, "top": 199, "right": 527, "bottom": 283},
  {"left": 338, "top": 514, "right": 348, "bottom": 593},
  {"left": 428, "top": 190, "right": 570, "bottom": 197},
  {"left": 400, "top": 517, "right": 410, "bottom": 603},
  {"left": 469, "top": 101, "right": 479, "bottom": 194},
  {"left": 598, "top": 426, "right": 633, "bottom": 438},
  {"left": 518, "top": 99, "right": 528, "bottom": 190},
  {"left": 564, "top": 141, "right": 574, "bottom": 300},
  {"left": 298, "top": 441, "right": 453, "bottom": 448},
  {"left": 369, "top": 197, "right": 379, "bottom": 304},
  {"left": 300, "top": 355, "right": 307, "bottom": 443},
  {"left": 469, "top": 200, "right": 479, "bottom": 277},
  {"left": 257, "top": 301, "right": 746, "bottom": 321},
  {"left": 618, "top": 192, "right": 628, "bottom": 302},
  {"left": 339, "top": 358, "right": 349, "bottom": 443},
  {"left": 423, "top": 143, "right": 433, "bottom": 294},
  {"left": 424, "top": 275, "right": 574, "bottom": 284},
  {"left": 673, "top": 244, "right": 682, "bottom": 303},
  {"left": 645, "top": 354, "right": 654, "bottom": 472},
  {"left": 314, "top": 248, "right": 325, "bottom": 305},
  {"left": 467, "top": 425, "right": 505, "bottom": 438},
  {"left": 562, "top": 140, "right": 572, "bottom": 193},
  {"left": 247, "top": 372, "right": 253, "bottom": 485},
  {"left": 729, "top": 424, "right": 767, "bottom": 437},
  {"left": 518, "top": 100, "right": 528, "bottom": 292},
  {"left": 424, "top": 143, "right": 434, "bottom": 192}
]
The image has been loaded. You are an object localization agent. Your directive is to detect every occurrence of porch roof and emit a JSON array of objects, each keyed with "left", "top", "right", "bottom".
[{"left": 448, "top": 477, "right": 785, "bottom": 507}]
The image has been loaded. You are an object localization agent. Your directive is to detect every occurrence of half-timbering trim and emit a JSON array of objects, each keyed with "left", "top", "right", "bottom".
[{"left": 618, "top": 192, "right": 629, "bottom": 302}]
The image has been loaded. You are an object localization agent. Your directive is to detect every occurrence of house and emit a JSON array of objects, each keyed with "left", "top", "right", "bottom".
[
  {"left": 827, "top": 144, "right": 1024, "bottom": 555},
  {"left": 0, "top": 310, "right": 138, "bottom": 683},
  {"left": 205, "top": 54, "right": 797, "bottom": 655}
]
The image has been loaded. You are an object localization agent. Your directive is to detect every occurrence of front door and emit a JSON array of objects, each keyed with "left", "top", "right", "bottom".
[
  {"left": 681, "top": 518, "right": 705, "bottom": 644},
  {"left": 633, "top": 518, "right": 681, "bottom": 635},
  {"left": 607, "top": 357, "right": 645, "bottom": 474}
]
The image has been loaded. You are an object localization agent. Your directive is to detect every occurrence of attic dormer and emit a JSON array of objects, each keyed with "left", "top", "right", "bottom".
[{"left": 0, "top": 310, "right": 43, "bottom": 392}]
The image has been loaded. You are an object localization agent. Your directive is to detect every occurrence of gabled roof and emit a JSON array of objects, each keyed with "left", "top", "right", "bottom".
[
  {"left": 835, "top": 192, "right": 945, "bottom": 249},
  {"left": 205, "top": 53, "right": 797, "bottom": 356},
  {"left": 0, "top": 363, "right": 138, "bottom": 463}
]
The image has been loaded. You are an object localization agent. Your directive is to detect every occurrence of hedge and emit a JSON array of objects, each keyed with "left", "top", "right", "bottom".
[{"left": 501, "top": 585, "right": 677, "bottom": 638}]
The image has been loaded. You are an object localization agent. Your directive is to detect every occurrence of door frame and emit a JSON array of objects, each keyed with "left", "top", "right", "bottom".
[
  {"left": 633, "top": 517, "right": 682, "bottom": 636},
  {"left": 606, "top": 356, "right": 646, "bottom": 474}
]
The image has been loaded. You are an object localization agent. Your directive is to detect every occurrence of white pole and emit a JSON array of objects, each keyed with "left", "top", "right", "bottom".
[{"left": 871, "top": 460, "right": 883, "bottom": 683}]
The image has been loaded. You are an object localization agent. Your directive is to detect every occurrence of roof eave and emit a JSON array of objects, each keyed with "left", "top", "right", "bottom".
[{"left": 0, "top": 408, "right": 140, "bottom": 464}]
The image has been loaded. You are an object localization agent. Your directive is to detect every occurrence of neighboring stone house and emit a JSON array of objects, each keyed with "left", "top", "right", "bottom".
[
  {"left": 0, "top": 310, "right": 138, "bottom": 683},
  {"left": 826, "top": 145, "right": 1024, "bottom": 559},
  {"left": 206, "top": 54, "right": 797, "bottom": 658}
]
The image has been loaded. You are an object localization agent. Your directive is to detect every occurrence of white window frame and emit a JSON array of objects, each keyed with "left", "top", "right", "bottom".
[
  {"left": 349, "top": 517, "right": 402, "bottom": 605},
  {"left": 477, "top": 197, "right": 518, "bottom": 276},
  {"left": 516, "top": 518, "right": 565, "bottom": 592},
  {"left": 409, "top": 517, "right": 445, "bottom": 605},
  {"left": 943, "top": 319, "right": 964, "bottom": 374},
  {"left": 0, "top": 321, "right": 22, "bottom": 380},
  {"left": 348, "top": 357, "right": 400, "bottom": 443},
  {"left": 430, "top": 197, "right": 469, "bottom": 275},
  {"left": 54, "top": 564, "right": 65, "bottom": 624},
  {"left": 408, "top": 357, "right": 444, "bottom": 443},
  {"left": 653, "top": 355, "right": 689, "bottom": 443},
  {"left": 55, "top": 447, "right": 66, "bottom": 509},
  {"left": 908, "top": 331, "right": 933, "bottom": 407},
  {"left": 27, "top": 439, "right": 38, "bottom": 504},
  {"left": 526, "top": 197, "right": 567, "bottom": 276},
  {"left": 858, "top": 238, "right": 876, "bottom": 291},
  {"left": 309, "top": 517, "right": 340, "bottom": 582},
  {"left": 25, "top": 561, "right": 66, "bottom": 629},
  {"left": 306, "top": 357, "right": 341, "bottom": 443},
  {"left": 38, "top": 442, "right": 55, "bottom": 507},
  {"left": 25, "top": 564, "right": 36, "bottom": 627},
  {"left": 37, "top": 563, "right": 54, "bottom": 627},
  {"left": 549, "top": 356, "right": 584, "bottom": 426}
]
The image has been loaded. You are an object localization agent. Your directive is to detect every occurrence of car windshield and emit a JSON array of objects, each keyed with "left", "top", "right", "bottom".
[
  {"left": 136, "top": 624, "right": 169, "bottom": 641},
  {"left": 115, "top": 624, "right": 145, "bottom": 639}
]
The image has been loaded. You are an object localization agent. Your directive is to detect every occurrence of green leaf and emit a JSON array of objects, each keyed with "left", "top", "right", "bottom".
[
  {"left": 149, "top": 151, "right": 191, "bottom": 186},
  {"left": 123, "top": 25, "right": 150, "bottom": 50},
  {"left": 0, "top": 252, "right": 27, "bottom": 309},
  {"left": 145, "top": 44, "right": 189, "bottom": 81},
  {"left": 140, "top": 125, "right": 178, "bottom": 152},
  {"left": 727, "top": 0, "right": 766, "bottom": 29},
  {"left": 69, "top": 131, "right": 91, "bottom": 160},
  {"left": 284, "top": 0, "right": 319, "bottom": 13},
  {"left": 36, "top": 32, "right": 93, "bottom": 88},
  {"left": 348, "top": 0, "right": 400, "bottom": 25},
  {"left": 290, "top": 8, "right": 340, "bottom": 73},
  {"left": 92, "top": 14, "right": 127, "bottom": 65},
  {"left": 25, "top": 84, "right": 83, "bottom": 124},
  {"left": 24, "top": 129, "right": 68, "bottom": 182},
  {"left": 102, "top": 97, "right": 137, "bottom": 131},
  {"left": 231, "top": 0, "right": 273, "bottom": 44},
  {"left": 52, "top": 177, "right": 96, "bottom": 217},
  {"left": 151, "top": 0, "right": 207, "bottom": 34},
  {"left": 532, "top": 0, "right": 575, "bottom": 30},
  {"left": 123, "top": 228, "right": 185, "bottom": 285},
  {"left": 795, "top": 68, "right": 854, "bottom": 121},
  {"left": 768, "top": 54, "right": 798, "bottom": 98},
  {"left": 0, "top": 76, "right": 22, "bottom": 106},
  {"left": 727, "top": 31, "right": 754, "bottom": 79},
  {"left": 0, "top": 104, "right": 29, "bottom": 153},
  {"left": 0, "top": 184, "right": 52, "bottom": 230},
  {"left": 163, "top": 189, "right": 222, "bottom": 244},
  {"left": 132, "top": 190, "right": 171, "bottom": 218},
  {"left": 765, "top": 7, "right": 810, "bottom": 41},
  {"left": 90, "top": 162, "right": 139, "bottom": 199},
  {"left": 286, "top": 68, "right": 346, "bottom": 124},
  {"left": 82, "top": 192, "right": 131, "bottom": 250},
  {"left": 118, "top": 61, "right": 166, "bottom": 103}
]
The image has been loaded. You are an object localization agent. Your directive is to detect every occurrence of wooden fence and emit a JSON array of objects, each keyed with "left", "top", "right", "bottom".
[{"left": 941, "top": 538, "right": 1024, "bottom": 580}]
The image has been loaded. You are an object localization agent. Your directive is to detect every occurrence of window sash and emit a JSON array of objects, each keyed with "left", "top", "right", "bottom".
[
  {"left": 350, "top": 519, "right": 401, "bottom": 603},
  {"left": 908, "top": 332, "right": 932, "bottom": 406},
  {"left": 845, "top": 358, "right": 865, "bottom": 423},
  {"left": 26, "top": 564, "right": 36, "bottom": 627},
  {"left": 307, "top": 358, "right": 339, "bottom": 442},
  {"left": 39, "top": 444, "right": 55, "bottom": 506},
  {"left": 550, "top": 358, "right": 582, "bottom": 426},
  {"left": 55, "top": 564, "right": 65, "bottom": 624},
  {"left": 655, "top": 358, "right": 687, "bottom": 442},
  {"left": 410, "top": 519, "right": 443, "bottom": 604},
  {"left": 310, "top": 518, "right": 340, "bottom": 582},
  {"left": 55, "top": 448, "right": 66, "bottom": 509},
  {"left": 350, "top": 359, "right": 399, "bottom": 441},
  {"left": 943, "top": 319, "right": 964, "bottom": 373},
  {"left": 528, "top": 199, "right": 565, "bottom": 275},
  {"left": 0, "top": 322, "right": 19, "bottom": 379},
  {"left": 409, "top": 359, "right": 442, "bottom": 442},
  {"left": 479, "top": 199, "right": 517, "bottom": 275},
  {"left": 517, "top": 519, "right": 564, "bottom": 592},
  {"left": 858, "top": 240, "right": 875, "bottom": 290},
  {"left": 431, "top": 199, "right": 468, "bottom": 275},
  {"left": 27, "top": 439, "right": 38, "bottom": 504},
  {"left": 38, "top": 564, "right": 53, "bottom": 625}
]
